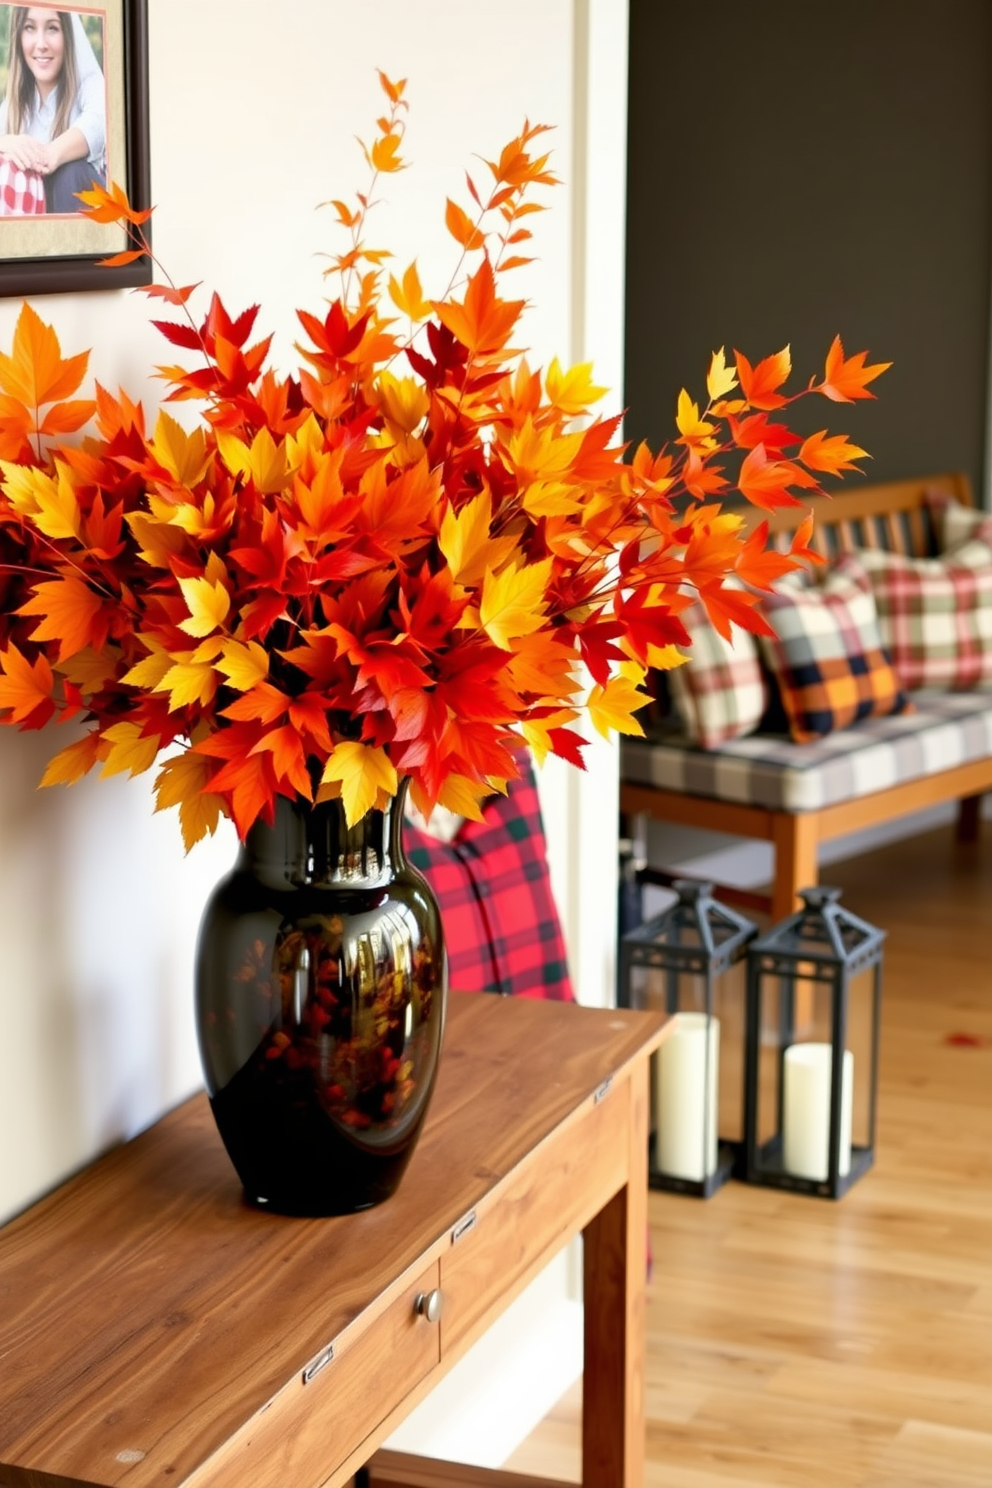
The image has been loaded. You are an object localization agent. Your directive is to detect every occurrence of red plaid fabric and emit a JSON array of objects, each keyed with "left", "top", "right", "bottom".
[
  {"left": 0, "top": 156, "right": 46, "bottom": 215},
  {"left": 404, "top": 751, "right": 574, "bottom": 1001},
  {"left": 848, "top": 540, "right": 992, "bottom": 690}
]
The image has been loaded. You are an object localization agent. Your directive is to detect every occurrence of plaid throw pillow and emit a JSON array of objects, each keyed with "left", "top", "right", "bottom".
[
  {"left": 847, "top": 540, "right": 992, "bottom": 690},
  {"left": 758, "top": 566, "right": 911, "bottom": 743},
  {"left": 668, "top": 601, "right": 768, "bottom": 749},
  {"left": 403, "top": 750, "right": 574, "bottom": 1002}
]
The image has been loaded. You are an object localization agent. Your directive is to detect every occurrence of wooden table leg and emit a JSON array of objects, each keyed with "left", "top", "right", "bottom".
[{"left": 582, "top": 1064, "right": 648, "bottom": 1488}]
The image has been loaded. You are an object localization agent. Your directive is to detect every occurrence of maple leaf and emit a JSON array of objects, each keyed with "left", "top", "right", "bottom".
[
  {"left": 178, "top": 576, "right": 231, "bottom": 638},
  {"left": 388, "top": 261, "right": 431, "bottom": 321},
  {"left": 544, "top": 358, "right": 607, "bottom": 416},
  {"left": 698, "top": 583, "right": 776, "bottom": 642},
  {"left": 818, "top": 336, "right": 891, "bottom": 403},
  {"left": 76, "top": 179, "right": 153, "bottom": 226},
  {"left": 738, "top": 444, "right": 820, "bottom": 511},
  {"left": 798, "top": 429, "right": 868, "bottom": 477},
  {"left": 735, "top": 346, "right": 791, "bottom": 410},
  {"left": 0, "top": 302, "right": 90, "bottom": 411},
  {"left": 0, "top": 642, "right": 55, "bottom": 725},
  {"left": 155, "top": 658, "right": 219, "bottom": 711},
  {"left": 100, "top": 721, "right": 160, "bottom": 780},
  {"left": 706, "top": 347, "right": 738, "bottom": 402},
  {"left": 216, "top": 640, "right": 269, "bottom": 691},
  {"left": 39, "top": 730, "right": 102, "bottom": 786},
  {"left": 433, "top": 259, "right": 525, "bottom": 358},
  {"left": 216, "top": 426, "right": 291, "bottom": 494},
  {"left": 587, "top": 671, "right": 649, "bottom": 739},
  {"left": 439, "top": 490, "right": 495, "bottom": 586},
  {"left": 479, "top": 559, "right": 552, "bottom": 650},
  {"left": 153, "top": 750, "right": 224, "bottom": 850},
  {"left": 250, "top": 724, "right": 312, "bottom": 799},
  {"left": 18, "top": 577, "right": 106, "bottom": 662},
  {"left": 320, "top": 740, "right": 398, "bottom": 826},
  {"left": 151, "top": 410, "right": 212, "bottom": 486},
  {"left": 734, "top": 521, "right": 802, "bottom": 590}
]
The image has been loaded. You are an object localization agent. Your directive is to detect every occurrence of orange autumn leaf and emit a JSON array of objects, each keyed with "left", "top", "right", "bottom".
[
  {"left": 737, "top": 444, "right": 820, "bottom": 511},
  {"left": 798, "top": 428, "right": 869, "bottom": 476},
  {"left": 444, "top": 198, "right": 485, "bottom": 251},
  {"left": 17, "top": 576, "right": 106, "bottom": 661},
  {"left": 0, "top": 642, "right": 55, "bottom": 724},
  {"left": 433, "top": 258, "right": 525, "bottom": 357},
  {"left": 0, "top": 302, "right": 90, "bottom": 411},
  {"left": 818, "top": 335, "right": 892, "bottom": 403},
  {"left": 734, "top": 345, "right": 792, "bottom": 410},
  {"left": 153, "top": 749, "right": 224, "bottom": 850}
]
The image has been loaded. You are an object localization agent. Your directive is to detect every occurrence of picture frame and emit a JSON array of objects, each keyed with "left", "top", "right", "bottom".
[{"left": 0, "top": 0, "right": 149, "bottom": 296}]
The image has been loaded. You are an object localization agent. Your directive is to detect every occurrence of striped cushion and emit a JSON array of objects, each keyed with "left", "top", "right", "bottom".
[
  {"left": 847, "top": 542, "right": 992, "bottom": 691},
  {"left": 758, "top": 567, "right": 911, "bottom": 743},
  {"left": 621, "top": 691, "right": 992, "bottom": 813},
  {"left": 668, "top": 603, "right": 768, "bottom": 749}
]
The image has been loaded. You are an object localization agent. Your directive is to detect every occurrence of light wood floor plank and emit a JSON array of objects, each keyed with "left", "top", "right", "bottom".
[{"left": 505, "top": 823, "right": 992, "bottom": 1487}]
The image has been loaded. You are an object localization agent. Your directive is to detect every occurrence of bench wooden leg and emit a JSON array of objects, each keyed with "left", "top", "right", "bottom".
[
  {"left": 771, "top": 811, "right": 819, "bottom": 924},
  {"left": 957, "top": 793, "right": 983, "bottom": 843},
  {"left": 770, "top": 812, "right": 819, "bottom": 1030}
]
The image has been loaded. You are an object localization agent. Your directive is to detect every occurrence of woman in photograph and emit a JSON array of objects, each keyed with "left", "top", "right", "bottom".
[{"left": 0, "top": 6, "right": 106, "bottom": 215}]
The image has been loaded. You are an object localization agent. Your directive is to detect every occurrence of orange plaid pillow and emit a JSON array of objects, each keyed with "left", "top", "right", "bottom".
[{"left": 757, "top": 566, "right": 912, "bottom": 744}]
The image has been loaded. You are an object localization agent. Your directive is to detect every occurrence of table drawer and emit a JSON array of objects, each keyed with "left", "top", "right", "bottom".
[
  {"left": 439, "top": 1075, "right": 630, "bottom": 1358},
  {"left": 188, "top": 1260, "right": 442, "bottom": 1488}
]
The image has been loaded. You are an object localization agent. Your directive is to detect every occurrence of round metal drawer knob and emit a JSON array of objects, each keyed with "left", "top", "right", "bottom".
[{"left": 415, "top": 1288, "right": 443, "bottom": 1323}]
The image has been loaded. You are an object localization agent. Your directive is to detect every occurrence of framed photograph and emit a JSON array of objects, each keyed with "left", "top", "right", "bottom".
[{"left": 0, "top": 0, "right": 149, "bottom": 296}]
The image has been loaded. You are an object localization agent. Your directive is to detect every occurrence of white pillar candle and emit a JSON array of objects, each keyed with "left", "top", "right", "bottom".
[
  {"left": 782, "top": 1043, "right": 853, "bottom": 1182},
  {"left": 655, "top": 1012, "right": 719, "bottom": 1182}
]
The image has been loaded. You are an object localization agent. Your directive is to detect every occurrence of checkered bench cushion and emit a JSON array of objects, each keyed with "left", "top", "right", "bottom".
[{"left": 621, "top": 691, "right": 992, "bottom": 813}]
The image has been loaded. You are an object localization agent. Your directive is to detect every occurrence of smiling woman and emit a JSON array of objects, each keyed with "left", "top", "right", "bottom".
[{"left": 0, "top": 5, "right": 106, "bottom": 216}]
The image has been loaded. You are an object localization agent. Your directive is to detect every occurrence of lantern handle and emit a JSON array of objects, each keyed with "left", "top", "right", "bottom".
[{"left": 798, "top": 886, "right": 843, "bottom": 910}]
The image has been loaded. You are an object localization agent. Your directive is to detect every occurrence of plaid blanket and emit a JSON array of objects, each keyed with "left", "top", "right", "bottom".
[{"left": 404, "top": 751, "right": 574, "bottom": 1002}]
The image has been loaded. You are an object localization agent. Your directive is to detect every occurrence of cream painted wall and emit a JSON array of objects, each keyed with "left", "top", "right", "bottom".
[{"left": 0, "top": 0, "right": 628, "bottom": 1224}]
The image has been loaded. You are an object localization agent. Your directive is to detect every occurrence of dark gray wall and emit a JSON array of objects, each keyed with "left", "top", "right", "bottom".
[{"left": 624, "top": 0, "right": 992, "bottom": 503}]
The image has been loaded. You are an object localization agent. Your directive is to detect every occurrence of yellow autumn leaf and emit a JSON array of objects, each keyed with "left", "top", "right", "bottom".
[
  {"left": 0, "top": 460, "right": 82, "bottom": 542},
  {"left": 178, "top": 576, "right": 231, "bottom": 638},
  {"left": 377, "top": 370, "right": 429, "bottom": 433},
  {"left": 640, "top": 641, "right": 690, "bottom": 671},
  {"left": 39, "top": 731, "right": 102, "bottom": 787},
  {"left": 216, "top": 640, "right": 269, "bottom": 691},
  {"left": 216, "top": 426, "right": 290, "bottom": 494},
  {"left": 151, "top": 409, "right": 211, "bottom": 487},
  {"left": 55, "top": 645, "right": 120, "bottom": 693},
  {"left": 100, "top": 721, "right": 160, "bottom": 780},
  {"left": 676, "top": 389, "right": 715, "bottom": 441},
  {"left": 439, "top": 490, "right": 514, "bottom": 587},
  {"left": 154, "top": 659, "right": 219, "bottom": 711},
  {"left": 126, "top": 510, "right": 188, "bottom": 568},
  {"left": 479, "top": 558, "right": 553, "bottom": 650},
  {"left": 544, "top": 357, "right": 608, "bottom": 417},
  {"left": 504, "top": 416, "right": 584, "bottom": 485},
  {"left": 706, "top": 347, "right": 738, "bottom": 403},
  {"left": 319, "top": 740, "right": 398, "bottom": 826},
  {"left": 121, "top": 640, "right": 173, "bottom": 690},
  {"left": 520, "top": 479, "right": 584, "bottom": 519},
  {"left": 153, "top": 750, "right": 224, "bottom": 851},
  {"left": 388, "top": 260, "right": 431, "bottom": 321},
  {"left": 586, "top": 672, "right": 651, "bottom": 740},
  {"left": 436, "top": 773, "right": 495, "bottom": 821}
]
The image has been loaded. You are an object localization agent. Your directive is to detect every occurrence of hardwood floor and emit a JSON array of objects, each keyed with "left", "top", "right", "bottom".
[{"left": 505, "top": 822, "right": 992, "bottom": 1487}]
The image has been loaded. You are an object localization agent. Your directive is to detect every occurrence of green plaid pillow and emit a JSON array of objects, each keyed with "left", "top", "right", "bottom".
[
  {"left": 669, "top": 601, "right": 768, "bottom": 749},
  {"left": 758, "top": 567, "right": 911, "bottom": 744}
]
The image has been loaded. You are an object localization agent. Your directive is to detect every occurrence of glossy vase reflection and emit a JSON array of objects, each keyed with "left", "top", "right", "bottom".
[{"left": 195, "top": 786, "right": 447, "bottom": 1216}]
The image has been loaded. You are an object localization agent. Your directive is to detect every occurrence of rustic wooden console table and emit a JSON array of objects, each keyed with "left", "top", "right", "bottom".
[{"left": 0, "top": 993, "right": 665, "bottom": 1488}]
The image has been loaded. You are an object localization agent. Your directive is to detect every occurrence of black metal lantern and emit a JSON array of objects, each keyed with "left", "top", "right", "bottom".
[
  {"left": 744, "top": 886, "right": 883, "bottom": 1199},
  {"left": 618, "top": 880, "right": 757, "bottom": 1197}
]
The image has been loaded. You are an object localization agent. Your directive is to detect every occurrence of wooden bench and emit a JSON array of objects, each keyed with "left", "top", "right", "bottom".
[{"left": 620, "top": 472, "right": 992, "bottom": 921}]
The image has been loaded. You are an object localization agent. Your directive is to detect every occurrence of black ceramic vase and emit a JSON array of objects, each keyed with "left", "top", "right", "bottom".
[{"left": 195, "top": 786, "right": 447, "bottom": 1216}]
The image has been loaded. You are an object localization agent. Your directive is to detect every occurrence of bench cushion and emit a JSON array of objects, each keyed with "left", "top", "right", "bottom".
[{"left": 620, "top": 691, "right": 992, "bottom": 813}]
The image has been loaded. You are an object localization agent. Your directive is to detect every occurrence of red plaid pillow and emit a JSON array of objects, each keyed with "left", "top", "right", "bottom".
[
  {"left": 848, "top": 541, "right": 992, "bottom": 690},
  {"left": 403, "top": 751, "right": 574, "bottom": 1001}
]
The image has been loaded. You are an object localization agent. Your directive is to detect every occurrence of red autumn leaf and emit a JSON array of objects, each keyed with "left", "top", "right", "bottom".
[{"left": 728, "top": 411, "right": 800, "bottom": 453}]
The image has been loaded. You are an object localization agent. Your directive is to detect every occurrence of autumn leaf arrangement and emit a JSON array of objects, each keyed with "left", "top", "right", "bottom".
[{"left": 0, "top": 72, "right": 889, "bottom": 849}]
